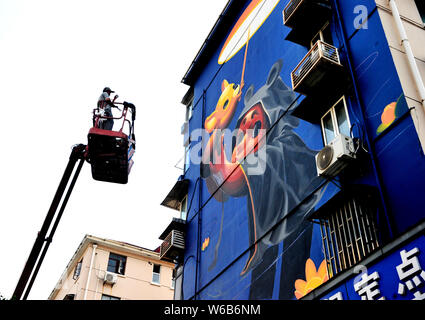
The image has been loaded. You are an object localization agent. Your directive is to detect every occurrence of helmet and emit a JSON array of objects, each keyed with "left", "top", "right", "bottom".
[{"left": 103, "top": 87, "right": 115, "bottom": 93}]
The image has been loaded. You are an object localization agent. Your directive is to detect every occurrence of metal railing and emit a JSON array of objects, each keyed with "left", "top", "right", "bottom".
[
  {"left": 283, "top": 0, "right": 304, "bottom": 24},
  {"left": 160, "top": 230, "right": 185, "bottom": 259},
  {"left": 318, "top": 195, "right": 380, "bottom": 278},
  {"left": 291, "top": 40, "right": 341, "bottom": 91}
]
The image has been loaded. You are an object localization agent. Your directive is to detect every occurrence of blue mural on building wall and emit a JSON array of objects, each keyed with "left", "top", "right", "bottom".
[
  {"left": 180, "top": 0, "right": 425, "bottom": 300},
  {"left": 200, "top": 57, "right": 325, "bottom": 299}
]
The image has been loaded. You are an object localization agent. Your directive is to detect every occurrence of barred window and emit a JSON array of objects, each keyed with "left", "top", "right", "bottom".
[{"left": 312, "top": 188, "right": 381, "bottom": 278}]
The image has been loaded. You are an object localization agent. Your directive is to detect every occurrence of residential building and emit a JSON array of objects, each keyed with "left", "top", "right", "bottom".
[
  {"left": 48, "top": 235, "right": 175, "bottom": 300},
  {"left": 160, "top": 0, "right": 425, "bottom": 300}
]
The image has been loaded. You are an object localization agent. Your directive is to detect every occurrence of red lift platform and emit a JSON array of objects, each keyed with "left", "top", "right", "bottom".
[{"left": 87, "top": 101, "right": 136, "bottom": 184}]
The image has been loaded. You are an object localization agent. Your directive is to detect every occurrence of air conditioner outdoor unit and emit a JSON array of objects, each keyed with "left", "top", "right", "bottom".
[
  {"left": 103, "top": 271, "right": 118, "bottom": 285},
  {"left": 316, "top": 134, "right": 356, "bottom": 177},
  {"left": 160, "top": 229, "right": 185, "bottom": 262}
]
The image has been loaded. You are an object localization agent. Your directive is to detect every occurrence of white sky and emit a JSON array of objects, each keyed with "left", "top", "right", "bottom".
[{"left": 0, "top": 0, "right": 228, "bottom": 300}]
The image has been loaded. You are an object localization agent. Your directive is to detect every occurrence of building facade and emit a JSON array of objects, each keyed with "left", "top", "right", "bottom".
[
  {"left": 49, "top": 235, "right": 175, "bottom": 300},
  {"left": 160, "top": 0, "right": 425, "bottom": 300}
]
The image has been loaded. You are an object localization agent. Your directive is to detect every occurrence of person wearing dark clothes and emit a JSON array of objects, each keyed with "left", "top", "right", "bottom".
[{"left": 98, "top": 87, "right": 117, "bottom": 130}]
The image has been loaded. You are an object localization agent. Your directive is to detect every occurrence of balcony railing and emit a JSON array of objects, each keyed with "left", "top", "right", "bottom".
[
  {"left": 283, "top": 0, "right": 331, "bottom": 47},
  {"left": 283, "top": 0, "right": 304, "bottom": 25},
  {"left": 291, "top": 40, "right": 341, "bottom": 93},
  {"left": 160, "top": 229, "right": 185, "bottom": 260}
]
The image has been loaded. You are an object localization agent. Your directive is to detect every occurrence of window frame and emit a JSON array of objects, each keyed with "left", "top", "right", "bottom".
[
  {"left": 320, "top": 96, "right": 351, "bottom": 145},
  {"left": 310, "top": 21, "right": 332, "bottom": 48},
  {"left": 184, "top": 143, "right": 191, "bottom": 173},
  {"left": 152, "top": 264, "right": 161, "bottom": 285},
  {"left": 415, "top": 0, "right": 425, "bottom": 24},
  {"left": 107, "top": 253, "right": 127, "bottom": 275},
  {"left": 101, "top": 294, "right": 121, "bottom": 300},
  {"left": 171, "top": 267, "right": 177, "bottom": 289},
  {"left": 182, "top": 90, "right": 193, "bottom": 173},
  {"left": 63, "top": 294, "right": 75, "bottom": 300},
  {"left": 185, "top": 96, "right": 194, "bottom": 121},
  {"left": 180, "top": 195, "right": 188, "bottom": 220},
  {"left": 73, "top": 258, "right": 83, "bottom": 280}
]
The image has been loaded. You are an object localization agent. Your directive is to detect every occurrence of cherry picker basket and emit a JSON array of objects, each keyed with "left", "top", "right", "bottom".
[{"left": 87, "top": 102, "right": 136, "bottom": 184}]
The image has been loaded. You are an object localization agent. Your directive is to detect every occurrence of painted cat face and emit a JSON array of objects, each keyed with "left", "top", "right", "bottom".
[{"left": 205, "top": 79, "right": 241, "bottom": 133}]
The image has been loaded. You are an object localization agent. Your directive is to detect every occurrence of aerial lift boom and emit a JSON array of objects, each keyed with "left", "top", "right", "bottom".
[
  {"left": 12, "top": 99, "right": 135, "bottom": 300},
  {"left": 12, "top": 144, "right": 87, "bottom": 300}
]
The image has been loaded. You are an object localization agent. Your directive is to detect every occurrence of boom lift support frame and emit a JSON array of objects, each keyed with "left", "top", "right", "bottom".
[{"left": 12, "top": 144, "right": 87, "bottom": 300}]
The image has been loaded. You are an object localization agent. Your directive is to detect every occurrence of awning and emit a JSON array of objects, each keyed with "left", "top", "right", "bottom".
[
  {"left": 159, "top": 217, "right": 186, "bottom": 240},
  {"left": 160, "top": 177, "right": 189, "bottom": 211}
]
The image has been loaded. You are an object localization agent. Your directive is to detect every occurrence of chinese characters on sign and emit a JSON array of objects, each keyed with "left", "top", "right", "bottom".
[
  {"left": 323, "top": 239, "right": 425, "bottom": 300},
  {"left": 396, "top": 248, "right": 425, "bottom": 300},
  {"left": 354, "top": 271, "right": 385, "bottom": 300}
]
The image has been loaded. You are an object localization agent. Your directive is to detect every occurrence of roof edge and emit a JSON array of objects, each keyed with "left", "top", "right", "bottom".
[{"left": 181, "top": 0, "right": 247, "bottom": 86}]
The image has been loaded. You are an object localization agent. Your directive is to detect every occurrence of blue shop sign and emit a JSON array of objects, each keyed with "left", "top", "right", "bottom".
[{"left": 321, "top": 235, "right": 425, "bottom": 300}]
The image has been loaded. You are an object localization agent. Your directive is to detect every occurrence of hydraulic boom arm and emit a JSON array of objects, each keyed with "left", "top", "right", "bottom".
[{"left": 12, "top": 144, "right": 87, "bottom": 300}]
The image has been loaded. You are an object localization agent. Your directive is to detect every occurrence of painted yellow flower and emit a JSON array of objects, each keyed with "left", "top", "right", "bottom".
[{"left": 294, "top": 259, "right": 329, "bottom": 300}]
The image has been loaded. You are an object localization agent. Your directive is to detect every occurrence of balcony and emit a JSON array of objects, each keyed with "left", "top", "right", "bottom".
[
  {"left": 283, "top": 0, "right": 331, "bottom": 47},
  {"left": 283, "top": 0, "right": 305, "bottom": 27},
  {"left": 291, "top": 40, "right": 343, "bottom": 95},
  {"left": 289, "top": 40, "right": 349, "bottom": 123}
]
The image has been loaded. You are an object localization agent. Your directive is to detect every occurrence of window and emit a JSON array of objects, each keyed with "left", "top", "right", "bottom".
[
  {"left": 173, "top": 266, "right": 183, "bottom": 300},
  {"left": 180, "top": 195, "right": 188, "bottom": 220},
  {"left": 315, "top": 192, "right": 380, "bottom": 278},
  {"left": 101, "top": 294, "right": 120, "bottom": 300},
  {"left": 184, "top": 144, "right": 190, "bottom": 172},
  {"left": 185, "top": 98, "right": 193, "bottom": 121},
  {"left": 171, "top": 268, "right": 177, "bottom": 289},
  {"left": 152, "top": 264, "right": 161, "bottom": 284},
  {"left": 182, "top": 89, "right": 193, "bottom": 173},
  {"left": 415, "top": 0, "right": 425, "bottom": 24},
  {"left": 63, "top": 294, "right": 75, "bottom": 300},
  {"left": 73, "top": 258, "right": 83, "bottom": 280},
  {"left": 183, "top": 88, "right": 194, "bottom": 122},
  {"left": 107, "top": 253, "right": 126, "bottom": 275},
  {"left": 320, "top": 97, "right": 351, "bottom": 145},
  {"left": 311, "top": 22, "right": 333, "bottom": 48}
]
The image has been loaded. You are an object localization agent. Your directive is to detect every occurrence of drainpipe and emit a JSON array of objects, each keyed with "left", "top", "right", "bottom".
[
  {"left": 83, "top": 243, "right": 97, "bottom": 300},
  {"left": 388, "top": 0, "right": 425, "bottom": 148},
  {"left": 194, "top": 90, "right": 206, "bottom": 300}
]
